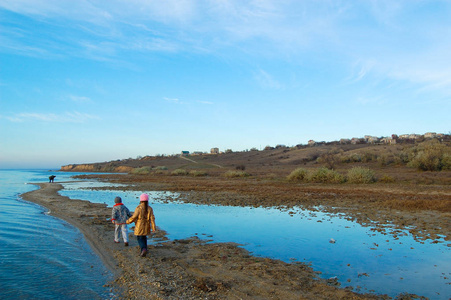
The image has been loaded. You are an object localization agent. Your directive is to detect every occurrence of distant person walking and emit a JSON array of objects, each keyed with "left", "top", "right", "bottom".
[
  {"left": 111, "top": 197, "right": 132, "bottom": 246},
  {"left": 126, "top": 193, "right": 156, "bottom": 257},
  {"left": 49, "top": 175, "right": 56, "bottom": 183}
]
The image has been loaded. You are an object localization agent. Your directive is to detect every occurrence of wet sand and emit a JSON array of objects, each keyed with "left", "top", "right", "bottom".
[{"left": 21, "top": 182, "right": 396, "bottom": 299}]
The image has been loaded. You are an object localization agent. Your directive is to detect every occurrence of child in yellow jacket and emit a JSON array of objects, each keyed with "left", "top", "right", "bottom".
[{"left": 126, "top": 193, "right": 156, "bottom": 257}]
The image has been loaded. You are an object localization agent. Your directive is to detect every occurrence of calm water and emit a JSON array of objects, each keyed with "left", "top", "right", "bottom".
[
  {"left": 2, "top": 170, "right": 450, "bottom": 299},
  {"left": 0, "top": 170, "right": 112, "bottom": 299},
  {"left": 60, "top": 180, "right": 451, "bottom": 299}
]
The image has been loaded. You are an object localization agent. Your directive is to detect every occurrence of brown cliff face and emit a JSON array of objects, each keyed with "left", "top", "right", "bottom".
[
  {"left": 60, "top": 164, "right": 133, "bottom": 173},
  {"left": 60, "top": 164, "right": 96, "bottom": 171},
  {"left": 60, "top": 164, "right": 77, "bottom": 171},
  {"left": 114, "top": 166, "right": 134, "bottom": 173}
]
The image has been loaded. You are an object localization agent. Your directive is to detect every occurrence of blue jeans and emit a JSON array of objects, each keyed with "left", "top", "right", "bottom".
[{"left": 137, "top": 235, "right": 147, "bottom": 251}]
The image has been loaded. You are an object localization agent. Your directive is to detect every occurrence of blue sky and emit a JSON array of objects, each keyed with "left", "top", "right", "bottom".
[{"left": 1, "top": 1, "right": 450, "bottom": 169}]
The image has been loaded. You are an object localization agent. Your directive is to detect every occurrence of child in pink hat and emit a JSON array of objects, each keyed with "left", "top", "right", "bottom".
[{"left": 126, "top": 193, "right": 156, "bottom": 257}]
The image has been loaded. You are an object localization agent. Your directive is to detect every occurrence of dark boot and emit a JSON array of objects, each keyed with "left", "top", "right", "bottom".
[
  {"left": 140, "top": 249, "right": 147, "bottom": 257},
  {"left": 124, "top": 242, "right": 129, "bottom": 246}
]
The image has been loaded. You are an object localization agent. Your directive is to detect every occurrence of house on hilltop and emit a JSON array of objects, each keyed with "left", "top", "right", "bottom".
[
  {"left": 424, "top": 132, "right": 437, "bottom": 139},
  {"left": 210, "top": 147, "right": 219, "bottom": 154},
  {"left": 351, "top": 138, "right": 360, "bottom": 144},
  {"left": 340, "top": 138, "right": 351, "bottom": 144},
  {"left": 181, "top": 151, "right": 190, "bottom": 156},
  {"left": 381, "top": 137, "right": 396, "bottom": 144},
  {"left": 364, "top": 135, "right": 379, "bottom": 143},
  {"left": 409, "top": 134, "right": 422, "bottom": 140}
]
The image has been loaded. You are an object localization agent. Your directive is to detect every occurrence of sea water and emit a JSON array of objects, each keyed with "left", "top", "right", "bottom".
[
  {"left": 60, "top": 180, "right": 451, "bottom": 299},
  {"left": 0, "top": 170, "right": 112, "bottom": 299}
]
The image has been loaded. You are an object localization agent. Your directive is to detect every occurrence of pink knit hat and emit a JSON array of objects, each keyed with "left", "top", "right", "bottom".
[{"left": 140, "top": 193, "right": 149, "bottom": 202}]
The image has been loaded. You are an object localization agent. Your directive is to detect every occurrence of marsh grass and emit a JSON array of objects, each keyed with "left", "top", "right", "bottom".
[
  {"left": 224, "top": 170, "right": 250, "bottom": 178},
  {"left": 379, "top": 175, "right": 396, "bottom": 183},
  {"left": 287, "top": 167, "right": 345, "bottom": 183},
  {"left": 288, "top": 167, "right": 379, "bottom": 184},
  {"left": 308, "top": 167, "right": 344, "bottom": 183},
  {"left": 382, "top": 198, "right": 451, "bottom": 212},
  {"left": 346, "top": 167, "right": 377, "bottom": 184},
  {"left": 402, "top": 139, "right": 451, "bottom": 171},
  {"left": 287, "top": 168, "right": 308, "bottom": 181},
  {"left": 154, "top": 166, "right": 168, "bottom": 170},
  {"left": 131, "top": 166, "right": 153, "bottom": 175},
  {"left": 189, "top": 170, "right": 208, "bottom": 177},
  {"left": 171, "top": 169, "right": 189, "bottom": 176}
]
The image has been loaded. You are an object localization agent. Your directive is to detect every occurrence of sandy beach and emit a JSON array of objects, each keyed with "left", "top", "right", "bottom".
[{"left": 21, "top": 182, "right": 396, "bottom": 299}]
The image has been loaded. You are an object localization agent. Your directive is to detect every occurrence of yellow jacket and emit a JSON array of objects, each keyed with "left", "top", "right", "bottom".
[{"left": 126, "top": 203, "right": 156, "bottom": 236}]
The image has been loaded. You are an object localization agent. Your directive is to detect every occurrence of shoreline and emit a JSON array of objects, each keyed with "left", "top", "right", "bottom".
[
  {"left": 20, "top": 182, "right": 398, "bottom": 299},
  {"left": 21, "top": 183, "right": 119, "bottom": 274}
]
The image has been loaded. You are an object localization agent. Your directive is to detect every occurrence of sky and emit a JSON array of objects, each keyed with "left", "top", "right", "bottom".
[{"left": 1, "top": 0, "right": 450, "bottom": 169}]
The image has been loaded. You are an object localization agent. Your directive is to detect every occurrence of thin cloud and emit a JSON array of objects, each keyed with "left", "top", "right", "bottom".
[
  {"left": 344, "top": 60, "right": 376, "bottom": 84},
  {"left": 163, "top": 97, "right": 181, "bottom": 104},
  {"left": 6, "top": 111, "right": 100, "bottom": 123},
  {"left": 68, "top": 95, "right": 91, "bottom": 103},
  {"left": 254, "top": 69, "right": 282, "bottom": 90},
  {"left": 197, "top": 100, "right": 213, "bottom": 105},
  {"left": 387, "top": 58, "right": 451, "bottom": 96}
]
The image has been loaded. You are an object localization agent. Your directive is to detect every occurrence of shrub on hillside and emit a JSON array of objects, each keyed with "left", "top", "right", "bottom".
[
  {"left": 189, "top": 170, "right": 208, "bottom": 177},
  {"left": 171, "top": 169, "right": 188, "bottom": 176},
  {"left": 154, "top": 166, "right": 168, "bottom": 170},
  {"left": 341, "top": 153, "right": 362, "bottom": 163},
  {"left": 236, "top": 164, "right": 246, "bottom": 170},
  {"left": 224, "top": 170, "right": 249, "bottom": 178},
  {"left": 442, "top": 153, "right": 451, "bottom": 170},
  {"left": 394, "top": 151, "right": 410, "bottom": 165},
  {"left": 379, "top": 175, "right": 395, "bottom": 183},
  {"left": 131, "top": 166, "right": 152, "bottom": 175},
  {"left": 346, "top": 167, "right": 376, "bottom": 184},
  {"left": 406, "top": 139, "right": 451, "bottom": 171},
  {"left": 287, "top": 168, "right": 308, "bottom": 181},
  {"left": 361, "top": 151, "right": 378, "bottom": 162},
  {"left": 307, "top": 167, "right": 344, "bottom": 183},
  {"left": 377, "top": 154, "right": 395, "bottom": 166},
  {"left": 307, "top": 152, "right": 320, "bottom": 162},
  {"left": 317, "top": 152, "right": 341, "bottom": 169}
]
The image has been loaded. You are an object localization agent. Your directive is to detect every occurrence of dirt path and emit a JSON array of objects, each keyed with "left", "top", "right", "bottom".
[
  {"left": 179, "top": 155, "right": 223, "bottom": 168},
  {"left": 179, "top": 156, "right": 199, "bottom": 164},
  {"left": 21, "top": 183, "right": 395, "bottom": 299}
]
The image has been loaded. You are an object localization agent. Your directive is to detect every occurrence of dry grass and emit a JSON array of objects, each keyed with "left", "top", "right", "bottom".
[
  {"left": 224, "top": 170, "right": 250, "bottom": 178},
  {"left": 381, "top": 198, "right": 451, "bottom": 212}
]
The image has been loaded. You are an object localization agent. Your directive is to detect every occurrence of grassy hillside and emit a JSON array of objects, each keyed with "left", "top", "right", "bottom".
[{"left": 62, "top": 137, "right": 451, "bottom": 185}]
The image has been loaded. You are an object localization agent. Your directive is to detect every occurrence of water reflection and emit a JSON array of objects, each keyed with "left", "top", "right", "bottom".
[{"left": 60, "top": 181, "right": 451, "bottom": 299}]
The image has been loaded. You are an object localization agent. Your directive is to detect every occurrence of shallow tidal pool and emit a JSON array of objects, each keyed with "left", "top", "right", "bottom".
[{"left": 60, "top": 181, "right": 451, "bottom": 299}]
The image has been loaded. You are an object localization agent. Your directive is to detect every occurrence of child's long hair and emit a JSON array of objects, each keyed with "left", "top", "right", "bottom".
[{"left": 141, "top": 201, "right": 149, "bottom": 218}]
